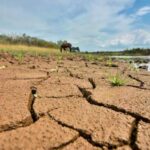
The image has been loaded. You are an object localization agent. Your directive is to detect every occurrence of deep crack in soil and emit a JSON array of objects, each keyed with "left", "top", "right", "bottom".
[
  {"left": 127, "top": 74, "right": 150, "bottom": 90},
  {"left": 1, "top": 55, "right": 150, "bottom": 149},
  {"left": 1, "top": 72, "right": 52, "bottom": 131},
  {"left": 66, "top": 68, "right": 83, "bottom": 79},
  {"left": 126, "top": 85, "right": 150, "bottom": 90},
  {"left": 38, "top": 95, "right": 82, "bottom": 99},
  {"left": 77, "top": 86, "right": 150, "bottom": 123},
  {"left": 0, "top": 117, "right": 33, "bottom": 133},
  {"left": 129, "top": 119, "right": 140, "bottom": 150},
  {"left": 8, "top": 77, "right": 45, "bottom": 80},
  {"left": 34, "top": 73, "right": 51, "bottom": 85},
  {"left": 28, "top": 86, "right": 39, "bottom": 122},
  {"left": 88, "top": 78, "right": 96, "bottom": 89},
  {"left": 50, "top": 135, "right": 79, "bottom": 150},
  {"left": 48, "top": 113, "right": 120, "bottom": 149},
  {"left": 128, "top": 74, "right": 145, "bottom": 88}
]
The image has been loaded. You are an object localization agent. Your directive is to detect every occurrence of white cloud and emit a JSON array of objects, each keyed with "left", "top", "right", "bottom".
[
  {"left": 1, "top": 0, "right": 150, "bottom": 50},
  {"left": 100, "top": 29, "right": 150, "bottom": 50},
  {"left": 135, "top": 6, "right": 150, "bottom": 16},
  {"left": 59, "top": 0, "right": 136, "bottom": 49},
  {"left": 0, "top": 2, "right": 48, "bottom": 34}
]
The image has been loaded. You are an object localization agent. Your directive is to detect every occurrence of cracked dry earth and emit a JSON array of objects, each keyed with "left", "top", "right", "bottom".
[{"left": 0, "top": 54, "right": 150, "bottom": 150}]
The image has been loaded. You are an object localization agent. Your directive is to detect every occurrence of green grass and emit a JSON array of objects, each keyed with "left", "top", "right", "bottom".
[
  {"left": 105, "top": 58, "right": 118, "bottom": 67},
  {"left": 81, "top": 53, "right": 106, "bottom": 62},
  {"left": 0, "top": 44, "right": 58, "bottom": 55},
  {"left": 109, "top": 74, "right": 126, "bottom": 86},
  {"left": 0, "top": 44, "right": 107, "bottom": 63},
  {"left": 11, "top": 51, "right": 25, "bottom": 63}
]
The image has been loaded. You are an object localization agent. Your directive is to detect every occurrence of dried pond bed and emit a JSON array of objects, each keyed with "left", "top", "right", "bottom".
[{"left": 0, "top": 54, "right": 150, "bottom": 150}]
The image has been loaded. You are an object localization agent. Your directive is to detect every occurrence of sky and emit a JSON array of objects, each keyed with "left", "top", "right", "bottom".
[{"left": 0, "top": 0, "right": 150, "bottom": 51}]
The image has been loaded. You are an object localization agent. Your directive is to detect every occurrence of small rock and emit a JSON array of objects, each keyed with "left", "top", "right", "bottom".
[
  {"left": 0, "top": 65, "right": 6, "bottom": 70},
  {"left": 29, "top": 65, "right": 36, "bottom": 69}
]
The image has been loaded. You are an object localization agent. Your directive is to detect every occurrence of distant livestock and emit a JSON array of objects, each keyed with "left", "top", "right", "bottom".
[
  {"left": 71, "top": 47, "right": 80, "bottom": 52},
  {"left": 60, "top": 42, "right": 72, "bottom": 52}
]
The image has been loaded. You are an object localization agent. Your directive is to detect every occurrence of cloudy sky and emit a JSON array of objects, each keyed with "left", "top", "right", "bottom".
[{"left": 0, "top": 0, "right": 150, "bottom": 51}]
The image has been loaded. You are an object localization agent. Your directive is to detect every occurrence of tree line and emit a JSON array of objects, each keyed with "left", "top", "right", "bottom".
[
  {"left": 88, "top": 48, "right": 150, "bottom": 56},
  {"left": 122, "top": 48, "right": 150, "bottom": 55}
]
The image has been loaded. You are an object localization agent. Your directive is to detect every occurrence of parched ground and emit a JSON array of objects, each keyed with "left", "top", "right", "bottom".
[{"left": 0, "top": 53, "right": 150, "bottom": 150}]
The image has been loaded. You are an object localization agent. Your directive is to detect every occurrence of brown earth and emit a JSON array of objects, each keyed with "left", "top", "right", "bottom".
[{"left": 0, "top": 53, "right": 150, "bottom": 150}]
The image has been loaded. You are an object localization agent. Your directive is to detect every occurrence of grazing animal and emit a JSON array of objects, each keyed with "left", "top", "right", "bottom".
[
  {"left": 71, "top": 47, "right": 80, "bottom": 52},
  {"left": 60, "top": 42, "right": 72, "bottom": 52}
]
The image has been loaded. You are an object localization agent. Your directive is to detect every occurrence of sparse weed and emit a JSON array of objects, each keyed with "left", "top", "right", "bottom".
[
  {"left": 56, "top": 55, "right": 63, "bottom": 64},
  {"left": 82, "top": 53, "right": 104, "bottom": 62},
  {"left": 128, "top": 62, "right": 139, "bottom": 72},
  {"left": 83, "top": 54, "right": 95, "bottom": 61},
  {"left": 38, "top": 51, "right": 50, "bottom": 58},
  {"left": 106, "top": 58, "right": 118, "bottom": 67},
  {"left": 56, "top": 55, "right": 63, "bottom": 61},
  {"left": 109, "top": 73, "right": 126, "bottom": 86},
  {"left": 107, "top": 58, "right": 113, "bottom": 66},
  {"left": 11, "top": 51, "right": 25, "bottom": 63}
]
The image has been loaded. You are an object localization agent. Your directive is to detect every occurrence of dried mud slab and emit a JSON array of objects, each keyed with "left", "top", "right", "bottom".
[
  {"left": 64, "top": 67, "right": 110, "bottom": 88},
  {"left": 48, "top": 98, "right": 134, "bottom": 146},
  {"left": 65, "top": 66, "right": 106, "bottom": 80},
  {"left": 89, "top": 86, "right": 150, "bottom": 120},
  {"left": 0, "top": 67, "right": 18, "bottom": 79},
  {"left": 52, "top": 75, "right": 93, "bottom": 89},
  {"left": 61, "top": 60, "right": 86, "bottom": 68},
  {"left": 0, "top": 79, "right": 37, "bottom": 131},
  {"left": 62, "top": 137, "right": 102, "bottom": 150},
  {"left": 34, "top": 97, "right": 81, "bottom": 115},
  {"left": 1, "top": 57, "right": 150, "bottom": 150},
  {"left": 0, "top": 66, "right": 48, "bottom": 126},
  {"left": 116, "top": 146, "right": 132, "bottom": 150},
  {"left": 0, "top": 116, "right": 78, "bottom": 150},
  {"left": 11, "top": 68, "right": 46, "bottom": 79},
  {"left": 38, "top": 78, "right": 82, "bottom": 98},
  {"left": 136, "top": 121, "right": 150, "bottom": 150},
  {"left": 0, "top": 66, "right": 47, "bottom": 82}
]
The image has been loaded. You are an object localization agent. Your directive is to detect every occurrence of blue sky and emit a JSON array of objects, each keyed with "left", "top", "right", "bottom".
[{"left": 0, "top": 0, "right": 150, "bottom": 51}]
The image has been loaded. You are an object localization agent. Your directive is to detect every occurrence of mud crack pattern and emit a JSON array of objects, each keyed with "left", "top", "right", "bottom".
[{"left": 0, "top": 55, "right": 150, "bottom": 150}]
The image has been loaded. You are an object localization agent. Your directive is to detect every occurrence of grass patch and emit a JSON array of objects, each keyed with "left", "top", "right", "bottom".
[
  {"left": 0, "top": 44, "right": 58, "bottom": 56},
  {"left": 11, "top": 51, "right": 25, "bottom": 63},
  {"left": 105, "top": 58, "right": 118, "bottom": 67},
  {"left": 0, "top": 44, "right": 106, "bottom": 62},
  {"left": 82, "top": 53, "right": 106, "bottom": 62},
  {"left": 109, "top": 73, "right": 126, "bottom": 86}
]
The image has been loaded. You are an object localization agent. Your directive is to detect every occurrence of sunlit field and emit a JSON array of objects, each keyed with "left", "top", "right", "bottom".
[
  {"left": 0, "top": 44, "right": 107, "bottom": 62},
  {"left": 0, "top": 44, "right": 58, "bottom": 54}
]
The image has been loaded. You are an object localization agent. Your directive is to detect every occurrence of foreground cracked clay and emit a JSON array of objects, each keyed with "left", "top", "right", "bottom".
[{"left": 0, "top": 53, "right": 150, "bottom": 150}]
